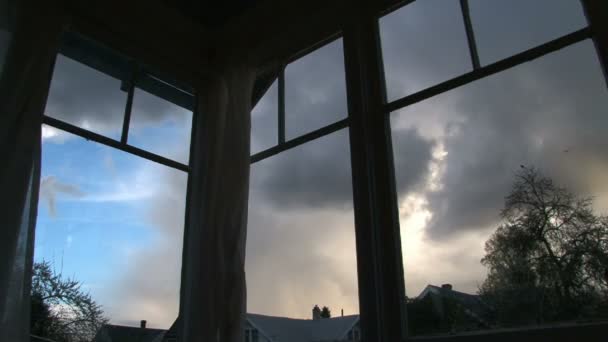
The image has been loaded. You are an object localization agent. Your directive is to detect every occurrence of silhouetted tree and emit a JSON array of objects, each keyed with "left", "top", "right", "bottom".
[
  {"left": 480, "top": 167, "right": 608, "bottom": 326},
  {"left": 31, "top": 260, "right": 108, "bottom": 342},
  {"left": 320, "top": 306, "right": 331, "bottom": 318}
]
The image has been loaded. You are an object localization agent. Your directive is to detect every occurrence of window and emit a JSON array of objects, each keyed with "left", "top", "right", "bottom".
[
  {"left": 246, "top": 39, "right": 359, "bottom": 327},
  {"left": 469, "top": 0, "right": 587, "bottom": 64},
  {"left": 128, "top": 82, "right": 193, "bottom": 164},
  {"left": 381, "top": 0, "right": 607, "bottom": 337},
  {"left": 247, "top": 130, "right": 358, "bottom": 318},
  {"left": 244, "top": 328, "right": 259, "bottom": 342},
  {"left": 380, "top": 0, "right": 471, "bottom": 101},
  {"left": 251, "top": 79, "right": 278, "bottom": 154},
  {"left": 45, "top": 54, "right": 128, "bottom": 140},
  {"left": 285, "top": 38, "right": 347, "bottom": 138},
  {"left": 34, "top": 32, "right": 194, "bottom": 338},
  {"left": 25, "top": 2, "right": 607, "bottom": 341}
]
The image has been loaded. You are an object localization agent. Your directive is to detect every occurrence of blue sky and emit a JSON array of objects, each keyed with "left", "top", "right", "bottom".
[
  {"left": 37, "top": 124, "right": 189, "bottom": 328},
  {"left": 37, "top": 63, "right": 191, "bottom": 327}
]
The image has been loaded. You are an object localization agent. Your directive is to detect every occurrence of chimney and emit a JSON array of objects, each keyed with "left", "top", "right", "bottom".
[
  {"left": 312, "top": 305, "right": 321, "bottom": 320},
  {"left": 441, "top": 284, "right": 453, "bottom": 291},
  {"left": 140, "top": 320, "right": 147, "bottom": 329}
]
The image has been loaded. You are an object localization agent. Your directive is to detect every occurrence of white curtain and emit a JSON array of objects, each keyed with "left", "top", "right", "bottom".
[
  {"left": 180, "top": 65, "right": 257, "bottom": 342},
  {"left": 0, "top": 2, "right": 65, "bottom": 341}
]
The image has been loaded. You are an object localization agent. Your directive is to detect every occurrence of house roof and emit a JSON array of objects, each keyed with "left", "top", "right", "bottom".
[
  {"left": 418, "top": 285, "right": 491, "bottom": 325},
  {"left": 247, "top": 313, "right": 359, "bottom": 342},
  {"left": 93, "top": 324, "right": 166, "bottom": 342},
  {"left": 99, "top": 313, "right": 359, "bottom": 342}
]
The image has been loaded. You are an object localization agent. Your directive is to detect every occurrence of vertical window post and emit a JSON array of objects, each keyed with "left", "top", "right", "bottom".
[
  {"left": 343, "top": 1, "right": 408, "bottom": 341},
  {"left": 582, "top": 0, "right": 608, "bottom": 85},
  {"left": 278, "top": 66, "right": 286, "bottom": 144}
]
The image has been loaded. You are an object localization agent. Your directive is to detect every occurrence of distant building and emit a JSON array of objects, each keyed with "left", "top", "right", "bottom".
[
  {"left": 410, "top": 283, "right": 492, "bottom": 334},
  {"left": 93, "top": 284, "right": 487, "bottom": 341},
  {"left": 93, "top": 310, "right": 360, "bottom": 342},
  {"left": 93, "top": 320, "right": 166, "bottom": 342}
]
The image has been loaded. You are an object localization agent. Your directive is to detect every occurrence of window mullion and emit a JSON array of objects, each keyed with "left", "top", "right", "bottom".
[
  {"left": 120, "top": 64, "right": 137, "bottom": 144},
  {"left": 581, "top": 0, "right": 608, "bottom": 86},
  {"left": 460, "top": 0, "right": 481, "bottom": 69},
  {"left": 343, "top": 2, "right": 408, "bottom": 341},
  {"left": 278, "top": 66, "right": 286, "bottom": 144}
]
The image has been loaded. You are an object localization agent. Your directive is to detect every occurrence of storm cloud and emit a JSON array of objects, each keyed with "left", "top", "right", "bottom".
[
  {"left": 414, "top": 40, "right": 608, "bottom": 240},
  {"left": 45, "top": 54, "right": 190, "bottom": 141}
]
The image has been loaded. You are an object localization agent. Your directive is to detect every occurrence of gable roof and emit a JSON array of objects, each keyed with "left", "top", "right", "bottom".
[
  {"left": 418, "top": 285, "right": 491, "bottom": 325},
  {"left": 93, "top": 324, "right": 165, "bottom": 342},
  {"left": 247, "top": 313, "right": 359, "bottom": 342},
  {"left": 118, "top": 313, "right": 360, "bottom": 342}
]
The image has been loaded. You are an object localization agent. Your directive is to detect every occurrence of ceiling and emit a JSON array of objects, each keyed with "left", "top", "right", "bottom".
[{"left": 166, "top": 0, "right": 263, "bottom": 29}]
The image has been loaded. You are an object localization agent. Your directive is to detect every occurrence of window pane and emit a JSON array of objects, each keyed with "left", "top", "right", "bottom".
[
  {"left": 128, "top": 86, "right": 193, "bottom": 164},
  {"left": 285, "top": 39, "right": 347, "bottom": 139},
  {"left": 247, "top": 130, "right": 359, "bottom": 334},
  {"left": 251, "top": 79, "right": 278, "bottom": 154},
  {"left": 45, "top": 54, "right": 128, "bottom": 140},
  {"left": 380, "top": 0, "right": 471, "bottom": 102},
  {"left": 36, "top": 129, "right": 186, "bottom": 331},
  {"left": 392, "top": 40, "right": 608, "bottom": 335},
  {"left": 469, "top": 0, "right": 588, "bottom": 65}
]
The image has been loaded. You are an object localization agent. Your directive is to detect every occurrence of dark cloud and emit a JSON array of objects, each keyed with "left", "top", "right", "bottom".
[
  {"left": 285, "top": 39, "right": 348, "bottom": 139},
  {"left": 245, "top": 191, "right": 359, "bottom": 317},
  {"left": 253, "top": 35, "right": 435, "bottom": 210},
  {"left": 392, "top": 128, "right": 436, "bottom": 197},
  {"left": 129, "top": 87, "right": 191, "bottom": 129},
  {"left": 45, "top": 55, "right": 188, "bottom": 139},
  {"left": 469, "top": 0, "right": 588, "bottom": 65},
  {"left": 253, "top": 127, "right": 435, "bottom": 210},
  {"left": 253, "top": 129, "right": 353, "bottom": 209},
  {"left": 419, "top": 40, "right": 608, "bottom": 240},
  {"left": 380, "top": 0, "right": 471, "bottom": 101},
  {"left": 45, "top": 55, "right": 127, "bottom": 136}
]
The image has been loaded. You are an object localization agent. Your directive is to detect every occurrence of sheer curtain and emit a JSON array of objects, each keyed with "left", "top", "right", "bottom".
[
  {"left": 180, "top": 65, "right": 257, "bottom": 342},
  {"left": 0, "top": 2, "right": 65, "bottom": 341}
]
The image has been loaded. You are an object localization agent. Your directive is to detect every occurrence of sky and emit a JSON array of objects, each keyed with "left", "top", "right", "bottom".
[{"left": 35, "top": 0, "right": 608, "bottom": 330}]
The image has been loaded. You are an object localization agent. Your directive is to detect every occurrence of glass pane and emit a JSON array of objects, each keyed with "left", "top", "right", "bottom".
[
  {"left": 285, "top": 39, "right": 347, "bottom": 139},
  {"left": 380, "top": 0, "right": 471, "bottom": 102},
  {"left": 36, "top": 129, "right": 186, "bottom": 334},
  {"left": 251, "top": 79, "right": 278, "bottom": 154},
  {"left": 392, "top": 40, "right": 608, "bottom": 336},
  {"left": 45, "top": 54, "right": 128, "bottom": 140},
  {"left": 469, "top": 0, "right": 588, "bottom": 65},
  {"left": 128, "top": 86, "right": 193, "bottom": 164},
  {"left": 247, "top": 130, "right": 359, "bottom": 331}
]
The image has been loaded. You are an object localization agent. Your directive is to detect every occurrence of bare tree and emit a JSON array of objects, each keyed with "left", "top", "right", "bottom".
[
  {"left": 31, "top": 260, "right": 109, "bottom": 342},
  {"left": 480, "top": 167, "right": 608, "bottom": 325}
]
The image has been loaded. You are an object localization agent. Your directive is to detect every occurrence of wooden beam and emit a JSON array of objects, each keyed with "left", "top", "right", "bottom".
[
  {"left": 65, "top": 0, "right": 211, "bottom": 87},
  {"left": 581, "top": 0, "right": 608, "bottom": 86},
  {"left": 343, "top": 1, "right": 408, "bottom": 341},
  {"left": 211, "top": 0, "right": 412, "bottom": 69}
]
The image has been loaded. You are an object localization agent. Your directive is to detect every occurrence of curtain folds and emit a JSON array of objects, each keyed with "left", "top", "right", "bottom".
[
  {"left": 180, "top": 65, "right": 257, "bottom": 342},
  {"left": 0, "top": 3, "right": 65, "bottom": 341}
]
